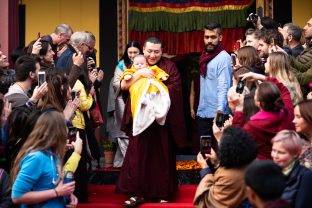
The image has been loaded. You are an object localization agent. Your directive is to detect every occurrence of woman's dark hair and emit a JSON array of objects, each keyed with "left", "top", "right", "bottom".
[
  {"left": 257, "top": 81, "right": 284, "bottom": 112},
  {"left": 243, "top": 89, "right": 259, "bottom": 122},
  {"left": 26, "top": 39, "right": 51, "bottom": 57},
  {"left": 218, "top": 126, "right": 257, "bottom": 168},
  {"left": 232, "top": 65, "right": 255, "bottom": 90},
  {"left": 119, "top": 41, "right": 143, "bottom": 68},
  {"left": 11, "top": 46, "right": 26, "bottom": 64},
  {"left": 237, "top": 46, "right": 264, "bottom": 72},
  {"left": 297, "top": 99, "right": 312, "bottom": 126},
  {"left": 5, "top": 106, "right": 32, "bottom": 171},
  {"left": 260, "top": 17, "right": 279, "bottom": 30},
  {"left": 40, "top": 69, "right": 68, "bottom": 112}
]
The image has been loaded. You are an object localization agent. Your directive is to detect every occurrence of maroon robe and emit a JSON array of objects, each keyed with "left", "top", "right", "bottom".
[{"left": 116, "top": 57, "right": 188, "bottom": 200}]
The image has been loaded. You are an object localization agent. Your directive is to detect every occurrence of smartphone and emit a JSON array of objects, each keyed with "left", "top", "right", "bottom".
[
  {"left": 67, "top": 126, "right": 77, "bottom": 143},
  {"left": 215, "top": 112, "right": 225, "bottom": 128},
  {"left": 71, "top": 91, "right": 76, "bottom": 101},
  {"left": 37, "top": 32, "right": 41, "bottom": 39},
  {"left": 87, "top": 57, "right": 96, "bottom": 69},
  {"left": 231, "top": 53, "right": 237, "bottom": 66},
  {"left": 38, "top": 71, "right": 46, "bottom": 86},
  {"left": 200, "top": 135, "right": 212, "bottom": 155},
  {"left": 236, "top": 80, "right": 245, "bottom": 94}
]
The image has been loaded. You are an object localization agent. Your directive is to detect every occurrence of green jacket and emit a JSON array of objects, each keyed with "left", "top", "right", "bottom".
[
  {"left": 290, "top": 56, "right": 312, "bottom": 97},
  {"left": 296, "top": 44, "right": 312, "bottom": 65}
]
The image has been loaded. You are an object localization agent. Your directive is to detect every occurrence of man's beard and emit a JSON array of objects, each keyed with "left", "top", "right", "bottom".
[{"left": 205, "top": 43, "right": 218, "bottom": 53}]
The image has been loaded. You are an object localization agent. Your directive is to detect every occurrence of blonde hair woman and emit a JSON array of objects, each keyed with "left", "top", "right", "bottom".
[{"left": 265, "top": 52, "right": 303, "bottom": 105}]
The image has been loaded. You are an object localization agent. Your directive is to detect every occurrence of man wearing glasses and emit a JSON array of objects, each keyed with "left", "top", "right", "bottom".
[{"left": 56, "top": 31, "right": 94, "bottom": 76}]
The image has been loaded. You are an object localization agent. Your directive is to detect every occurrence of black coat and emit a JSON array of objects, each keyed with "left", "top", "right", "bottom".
[{"left": 282, "top": 160, "right": 312, "bottom": 208}]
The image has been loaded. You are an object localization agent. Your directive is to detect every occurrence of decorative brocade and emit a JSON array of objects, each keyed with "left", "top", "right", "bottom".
[{"left": 299, "top": 145, "right": 312, "bottom": 171}]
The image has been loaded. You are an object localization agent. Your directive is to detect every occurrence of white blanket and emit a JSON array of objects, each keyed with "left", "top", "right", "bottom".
[{"left": 132, "top": 79, "right": 171, "bottom": 136}]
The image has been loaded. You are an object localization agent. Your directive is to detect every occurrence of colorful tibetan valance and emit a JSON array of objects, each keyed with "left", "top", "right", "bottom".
[
  {"left": 128, "top": 0, "right": 254, "bottom": 54},
  {"left": 129, "top": 0, "right": 253, "bottom": 32}
]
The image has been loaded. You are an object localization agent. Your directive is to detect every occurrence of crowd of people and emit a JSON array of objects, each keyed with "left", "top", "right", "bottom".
[
  {"left": 0, "top": 14, "right": 311, "bottom": 208},
  {"left": 0, "top": 24, "right": 103, "bottom": 207}
]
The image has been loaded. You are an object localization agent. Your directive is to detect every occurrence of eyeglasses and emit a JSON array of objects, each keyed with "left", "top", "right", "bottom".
[{"left": 84, "top": 43, "right": 93, "bottom": 50}]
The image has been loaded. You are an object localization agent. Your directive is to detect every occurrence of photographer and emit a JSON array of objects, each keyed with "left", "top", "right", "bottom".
[
  {"left": 194, "top": 126, "right": 257, "bottom": 208},
  {"left": 247, "top": 13, "right": 279, "bottom": 31}
]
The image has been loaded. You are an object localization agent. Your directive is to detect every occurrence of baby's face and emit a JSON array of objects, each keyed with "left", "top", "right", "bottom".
[{"left": 133, "top": 57, "right": 147, "bottom": 70}]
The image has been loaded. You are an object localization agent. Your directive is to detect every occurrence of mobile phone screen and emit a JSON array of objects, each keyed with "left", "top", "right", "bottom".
[
  {"left": 68, "top": 126, "right": 77, "bottom": 143},
  {"left": 200, "top": 136, "right": 212, "bottom": 155},
  {"left": 231, "top": 54, "right": 236, "bottom": 66},
  {"left": 38, "top": 71, "right": 46, "bottom": 86}
]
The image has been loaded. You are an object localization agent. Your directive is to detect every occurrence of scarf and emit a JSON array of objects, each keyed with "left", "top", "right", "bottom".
[{"left": 199, "top": 44, "right": 224, "bottom": 77}]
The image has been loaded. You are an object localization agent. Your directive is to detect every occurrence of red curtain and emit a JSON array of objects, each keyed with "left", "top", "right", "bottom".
[{"left": 130, "top": 28, "right": 244, "bottom": 54}]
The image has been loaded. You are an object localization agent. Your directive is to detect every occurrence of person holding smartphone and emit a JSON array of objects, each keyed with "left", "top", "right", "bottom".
[
  {"left": 194, "top": 126, "right": 257, "bottom": 208},
  {"left": 4, "top": 55, "right": 48, "bottom": 109},
  {"left": 231, "top": 72, "right": 295, "bottom": 160}
]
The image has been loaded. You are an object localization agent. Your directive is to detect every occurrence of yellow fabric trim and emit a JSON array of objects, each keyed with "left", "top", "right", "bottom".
[
  {"left": 130, "top": 5, "right": 249, "bottom": 13},
  {"left": 125, "top": 65, "right": 169, "bottom": 119}
]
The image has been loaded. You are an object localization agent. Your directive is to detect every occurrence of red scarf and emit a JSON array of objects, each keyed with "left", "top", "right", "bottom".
[{"left": 199, "top": 44, "right": 224, "bottom": 77}]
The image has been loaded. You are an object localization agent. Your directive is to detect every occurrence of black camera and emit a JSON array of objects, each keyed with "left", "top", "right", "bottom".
[
  {"left": 246, "top": 13, "right": 258, "bottom": 24},
  {"left": 236, "top": 80, "right": 245, "bottom": 94}
]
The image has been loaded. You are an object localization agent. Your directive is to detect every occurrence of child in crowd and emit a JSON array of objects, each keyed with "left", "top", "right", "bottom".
[{"left": 120, "top": 54, "right": 171, "bottom": 136}]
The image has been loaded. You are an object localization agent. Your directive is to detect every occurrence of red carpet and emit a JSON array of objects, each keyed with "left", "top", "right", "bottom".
[{"left": 78, "top": 184, "right": 197, "bottom": 208}]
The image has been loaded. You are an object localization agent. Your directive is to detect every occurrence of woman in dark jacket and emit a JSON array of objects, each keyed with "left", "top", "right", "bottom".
[{"left": 271, "top": 130, "right": 312, "bottom": 208}]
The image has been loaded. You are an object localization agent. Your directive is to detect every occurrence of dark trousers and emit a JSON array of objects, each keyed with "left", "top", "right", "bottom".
[
  {"left": 197, "top": 115, "right": 229, "bottom": 153},
  {"left": 64, "top": 129, "right": 88, "bottom": 203},
  {"left": 197, "top": 117, "right": 214, "bottom": 138}
]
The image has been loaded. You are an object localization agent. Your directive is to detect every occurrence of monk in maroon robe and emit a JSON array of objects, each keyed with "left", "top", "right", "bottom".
[{"left": 116, "top": 37, "right": 188, "bottom": 204}]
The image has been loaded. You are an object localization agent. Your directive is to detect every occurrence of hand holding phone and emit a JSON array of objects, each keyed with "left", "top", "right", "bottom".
[
  {"left": 87, "top": 57, "right": 96, "bottom": 69},
  {"left": 200, "top": 135, "right": 212, "bottom": 155},
  {"left": 71, "top": 91, "right": 76, "bottom": 101},
  {"left": 67, "top": 126, "right": 77, "bottom": 143},
  {"left": 215, "top": 111, "right": 225, "bottom": 128},
  {"left": 231, "top": 53, "right": 237, "bottom": 66},
  {"left": 236, "top": 79, "right": 245, "bottom": 94},
  {"left": 38, "top": 71, "right": 46, "bottom": 86}
]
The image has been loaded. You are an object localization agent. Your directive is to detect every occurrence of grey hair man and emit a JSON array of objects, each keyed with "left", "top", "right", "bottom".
[{"left": 279, "top": 23, "right": 304, "bottom": 57}]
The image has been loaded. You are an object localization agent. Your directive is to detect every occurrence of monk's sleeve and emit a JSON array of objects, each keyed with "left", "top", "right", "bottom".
[{"left": 164, "top": 61, "right": 188, "bottom": 148}]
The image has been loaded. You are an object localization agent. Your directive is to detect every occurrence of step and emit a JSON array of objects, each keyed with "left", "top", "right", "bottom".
[{"left": 78, "top": 184, "right": 197, "bottom": 208}]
